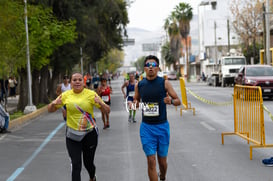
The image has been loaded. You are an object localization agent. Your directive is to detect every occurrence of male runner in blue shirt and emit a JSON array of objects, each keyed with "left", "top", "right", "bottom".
[{"left": 134, "top": 55, "right": 181, "bottom": 181}]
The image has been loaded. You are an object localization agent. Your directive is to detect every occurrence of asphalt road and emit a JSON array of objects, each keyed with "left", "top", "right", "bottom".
[{"left": 1, "top": 78, "right": 273, "bottom": 181}]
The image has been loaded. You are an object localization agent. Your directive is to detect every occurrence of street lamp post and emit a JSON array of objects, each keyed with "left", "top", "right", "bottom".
[{"left": 24, "top": 0, "right": 36, "bottom": 114}]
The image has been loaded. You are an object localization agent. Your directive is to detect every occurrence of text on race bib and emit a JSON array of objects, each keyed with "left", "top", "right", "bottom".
[
  {"left": 143, "top": 103, "right": 159, "bottom": 117},
  {"left": 102, "top": 96, "right": 109, "bottom": 102},
  {"left": 128, "top": 91, "right": 135, "bottom": 97}
]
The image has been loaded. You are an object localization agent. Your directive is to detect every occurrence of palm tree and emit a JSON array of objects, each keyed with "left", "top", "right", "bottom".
[
  {"left": 161, "top": 41, "right": 175, "bottom": 68},
  {"left": 174, "top": 3, "right": 193, "bottom": 81},
  {"left": 163, "top": 14, "right": 181, "bottom": 71}
]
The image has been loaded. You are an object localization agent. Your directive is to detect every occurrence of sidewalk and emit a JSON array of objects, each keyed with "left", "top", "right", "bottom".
[
  {"left": 6, "top": 95, "right": 19, "bottom": 114},
  {"left": 5, "top": 95, "right": 48, "bottom": 130}
]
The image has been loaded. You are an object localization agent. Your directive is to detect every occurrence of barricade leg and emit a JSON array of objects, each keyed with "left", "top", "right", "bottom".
[
  {"left": 221, "top": 132, "right": 236, "bottom": 145},
  {"left": 250, "top": 144, "right": 273, "bottom": 160}
]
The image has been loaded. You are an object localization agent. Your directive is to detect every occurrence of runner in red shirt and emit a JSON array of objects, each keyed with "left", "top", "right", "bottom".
[{"left": 97, "top": 77, "right": 112, "bottom": 129}]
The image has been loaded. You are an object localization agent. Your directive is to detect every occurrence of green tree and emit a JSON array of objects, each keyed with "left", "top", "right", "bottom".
[
  {"left": 0, "top": 0, "right": 26, "bottom": 76},
  {"left": 161, "top": 41, "right": 175, "bottom": 68},
  {"left": 0, "top": 1, "right": 77, "bottom": 110},
  {"left": 35, "top": 0, "right": 129, "bottom": 70},
  {"left": 174, "top": 2, "right": 193, "bottom": 81},
  {"left": 97, "top": 48, "right": 124, "bottom": 74},
  {"left": 163, "top": 14, "right": 181, "bottom": 71},
  {"left": 134, "top": 56, "right": 146, "bottom": 73},
  {"left": 32, "top": 0, "right": 129, "bottom": 99},
  {"left": 26, "top": 6, "right": 77, "bottom": 106}
]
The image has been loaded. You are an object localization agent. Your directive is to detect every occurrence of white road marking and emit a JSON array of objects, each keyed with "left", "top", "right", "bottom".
[
  {"left": 0, "top": 134, "right": 7, "bottom": 141},
  {"left": 200, "top": 121, "right": 216, "bottom": 131}
]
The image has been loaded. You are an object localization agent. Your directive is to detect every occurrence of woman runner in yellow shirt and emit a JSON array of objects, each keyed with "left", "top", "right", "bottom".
[{"left": 48, "top": 72, "right": 110, "bottom": 181}]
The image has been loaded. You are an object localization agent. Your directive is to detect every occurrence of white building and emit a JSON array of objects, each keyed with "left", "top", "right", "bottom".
[{"left": 198, "top": 0, "right": 241, "bottom": 76}]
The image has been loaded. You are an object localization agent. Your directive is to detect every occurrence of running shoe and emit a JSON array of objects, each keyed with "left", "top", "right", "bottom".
[
  {"left": 158, "top": 172, "right": 166, "bottom": 181},
  {"left": 90, "top": 175, "right": 97, "bottom": 181},
  {"left": 262, "top": 157, "right": 273, "bottom": 166},
  {"left": 132, "top": 117, "right": 136, "bottom": 123}
]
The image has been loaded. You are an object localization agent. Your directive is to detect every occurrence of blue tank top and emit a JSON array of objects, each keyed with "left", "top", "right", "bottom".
[
  {"left": 126, "top": 81, "right": 135, "bottom": 101},
  {"left": 138, "top": 77, "right": 167, "bottom": 124}
]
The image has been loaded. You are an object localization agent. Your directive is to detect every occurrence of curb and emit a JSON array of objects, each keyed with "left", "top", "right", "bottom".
[{"left": 9, "top": 105, "right": 48, "bottom": 129}]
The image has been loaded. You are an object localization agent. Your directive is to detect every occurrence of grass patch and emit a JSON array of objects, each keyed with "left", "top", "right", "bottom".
[
  {"left": 9, "top": 104, "right": 47, "bottom": 120},
  {"left": 37, "top": 104, "right": 46, "bottom": 109},
  {"left": 10, "top": 111, "right": 24, "bottom": 120}
]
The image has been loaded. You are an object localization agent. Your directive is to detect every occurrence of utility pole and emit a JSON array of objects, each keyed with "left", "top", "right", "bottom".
[
  {"left": 266, "top": 0, "right": 271, "bottom": 65},
  {"left": 227, "top": 19, "right": 230, "bottom": 53},
  {"left": 24, "top": 0, "right": 36, "bottom": 114},
  {"left": 214, "top": 21, "right": 217, "bottom": 72},
  {"left": 263, "top": 3, "right": 267, "bottom": 64}
]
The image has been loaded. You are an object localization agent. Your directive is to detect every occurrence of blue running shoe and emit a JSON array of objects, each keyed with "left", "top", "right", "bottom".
[{"left": 262, "top": 157, "right": 273, "bottom": 166}]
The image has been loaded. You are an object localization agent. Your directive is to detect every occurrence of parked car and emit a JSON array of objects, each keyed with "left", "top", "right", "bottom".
[
  {"left": 167, "top": 71, "right": 177, "bottom": 80},
  {"left": 234, "top": 65, "right": 273, "bottom": 97},
  {"left": 207, "top": 73, "right": 221, "bottom": 87}
]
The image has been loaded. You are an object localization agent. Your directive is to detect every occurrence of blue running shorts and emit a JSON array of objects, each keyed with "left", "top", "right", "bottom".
[{"left": 140, "top": 121, "right": 170, "bottom": 157}]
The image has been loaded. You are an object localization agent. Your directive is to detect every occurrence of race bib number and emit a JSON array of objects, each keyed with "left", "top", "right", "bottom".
[
  {"left": 128, "top": 91, "right": 135, "bottom": 97},
  {"left": 102, "top": 96, "right": 109, "bottom": 102},
  {"left": 143, "top": 103, "right": 159, "bottom": 117}
]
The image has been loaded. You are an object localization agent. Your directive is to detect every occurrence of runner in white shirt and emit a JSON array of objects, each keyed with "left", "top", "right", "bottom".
[{"left": 56, "top": 75, "right": 71, "bottom": 120}]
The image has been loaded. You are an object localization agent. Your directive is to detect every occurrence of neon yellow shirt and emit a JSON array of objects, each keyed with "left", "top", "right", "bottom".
[{"left": 58, "top": 88, "right": 101, "bottom": 131}]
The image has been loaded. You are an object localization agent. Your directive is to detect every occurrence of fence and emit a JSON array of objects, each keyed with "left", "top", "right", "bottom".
[{"left": 221, "top": 85, "right": 273, "bottom": 160}]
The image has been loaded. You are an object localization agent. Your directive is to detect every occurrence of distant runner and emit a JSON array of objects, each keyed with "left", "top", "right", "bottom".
[{"left": 121, "top": 72, "right": 137, "bottom": 122}]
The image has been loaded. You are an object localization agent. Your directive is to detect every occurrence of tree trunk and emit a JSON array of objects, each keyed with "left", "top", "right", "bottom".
[
  {"left": 39, "top": 66, "right": 50, "bottom": 104},
  {"left": 186, "top": 36, "right": 190, "bottom": 82},
  {"left": 17, "top": 68, "right": 28, "bottom": 111},
  {"left": 48, "top": 69, "right": 60, "bottom": 100},
  {"left": 32, "top": 69, "right": 40, "bottom": 105}
]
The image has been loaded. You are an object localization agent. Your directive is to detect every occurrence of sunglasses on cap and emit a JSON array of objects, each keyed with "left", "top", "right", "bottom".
[{"left": 144, "top": 62, "right": 158, "bottom": 67}]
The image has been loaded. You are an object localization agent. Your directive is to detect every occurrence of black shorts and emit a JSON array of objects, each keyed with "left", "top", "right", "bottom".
[{"left": 104, "top": 101, "right": 111, "bottom": 106}]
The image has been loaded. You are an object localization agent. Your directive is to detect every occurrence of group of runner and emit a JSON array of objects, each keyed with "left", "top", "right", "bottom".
[
  {"left": 49, "top": 55, "right": 181, "bottom": 181},
  {"left": 56, "top": 73, "right": 112, "bottom": 129}
]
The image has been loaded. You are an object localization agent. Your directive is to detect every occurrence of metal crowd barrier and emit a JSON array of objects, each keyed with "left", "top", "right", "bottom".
[
  {"left": 222, "top": 85, "right": 273, "bottom": 160},
  {"left": 179, "top": 77, "right": 195, "bottom": 116}
]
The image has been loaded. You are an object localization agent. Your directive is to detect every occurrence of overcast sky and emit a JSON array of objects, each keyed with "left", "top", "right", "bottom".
[{"left": 127, "top": 0, "right": 201, "bottom": 32}]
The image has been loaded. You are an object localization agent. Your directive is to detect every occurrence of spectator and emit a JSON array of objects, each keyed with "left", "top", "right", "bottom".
[
  {"left": 0, "top": 78, "right": 9, "bottom": 102},
  {"left": 0, "top": 103, "right": 10, "bottom": 133},
  {"left": 8, "top": 76, "right": 17, "bottom": 97}
]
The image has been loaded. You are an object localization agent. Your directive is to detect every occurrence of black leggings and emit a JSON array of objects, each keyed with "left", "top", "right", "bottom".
[{"left": 66, "top": 129, "right": 98, "bottom": 181}]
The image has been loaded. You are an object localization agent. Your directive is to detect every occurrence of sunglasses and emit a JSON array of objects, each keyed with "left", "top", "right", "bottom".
[{"left": 144, "top": 62, "right": 158, "bottom": 67}]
